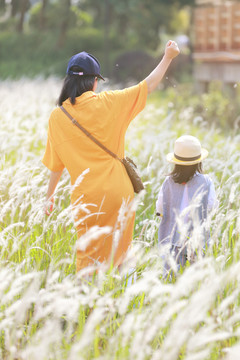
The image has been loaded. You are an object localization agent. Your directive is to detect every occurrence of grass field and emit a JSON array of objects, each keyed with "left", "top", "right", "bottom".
[{"left": 0, "top": 78, "right": 240, "bottom": 360}]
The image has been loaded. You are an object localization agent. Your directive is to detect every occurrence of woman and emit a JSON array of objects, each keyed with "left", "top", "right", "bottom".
[{"left": 42, "top": 41, "right": 180, "bottom": 272}]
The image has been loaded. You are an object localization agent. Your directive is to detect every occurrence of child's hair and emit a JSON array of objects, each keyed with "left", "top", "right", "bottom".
[{"left": 169, "top": 163, "right": 203, "bottom": 184}]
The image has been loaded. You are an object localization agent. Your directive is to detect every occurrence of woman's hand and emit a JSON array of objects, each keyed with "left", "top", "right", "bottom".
[
  {"left": 45, "top": 196, "right": 54, "bottom": 216},
  {"left": 44, "top": 169, "right": 63, "bottom": 216},
  {"left": 164, "top": 40, "right": 180, "bottom": 60},
  {"left": 145, "top": 40, "right": 180, "bottom": 94}
]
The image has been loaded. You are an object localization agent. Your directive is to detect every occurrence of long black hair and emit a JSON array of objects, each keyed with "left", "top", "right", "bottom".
[
  {"left": 58, "top": 66, "right": 95, "bottom": 105},
  {"left": 169, "top": 163, "right": 203, "bottom": 184}
]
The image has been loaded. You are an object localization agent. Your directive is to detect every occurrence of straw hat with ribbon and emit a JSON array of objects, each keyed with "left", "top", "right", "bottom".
[{"left": 166, "top": 135, "right": 208, "bottom": 166}]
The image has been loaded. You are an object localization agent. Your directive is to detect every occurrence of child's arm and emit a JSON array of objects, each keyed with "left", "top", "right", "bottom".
[
  {"left": 44, "top": 169, "right": 63, "bottom": 216},
  {"left": 145, "top": 40, "right": 180, "bottom": 94},
  {"left": 156, "top": 187, "right": 164, "bottom": 217},
  {"left": 207, "top": 180, "right": 219, "bottom": 211}
]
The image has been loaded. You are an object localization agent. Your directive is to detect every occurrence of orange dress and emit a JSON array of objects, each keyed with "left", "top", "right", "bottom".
[{"left": 42, "top": 80, "right": 148, "bottom": 271}]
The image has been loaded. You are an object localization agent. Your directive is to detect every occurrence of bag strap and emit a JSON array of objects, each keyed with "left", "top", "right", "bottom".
[{"left": 60, "top": 105, "right": 122, "bottom": 162}]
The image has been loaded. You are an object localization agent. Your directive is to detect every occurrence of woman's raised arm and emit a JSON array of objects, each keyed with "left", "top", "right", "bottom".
[{"left": 145, "top": 40, "right": 180, "bottom": 94}]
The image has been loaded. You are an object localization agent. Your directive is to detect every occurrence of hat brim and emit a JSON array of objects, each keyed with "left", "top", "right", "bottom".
[
  {"left": 98, "top": 74, "right": 105, "bottom": 81},
  {"left": 166, "top": 148, "right": 208, "bottom": 165},
  {"left": 67, "top": 70, "right": 105, "bottom": 81}
]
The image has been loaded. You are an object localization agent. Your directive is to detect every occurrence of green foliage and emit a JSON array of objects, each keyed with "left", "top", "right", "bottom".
[
  {"left": 169, "top": 8, "right": 190, "bottom": 34},
  {"left": 29, "top": 2, "right": 91, "bottom": 31},
  {"left": 81, "top": 0, "right": 191, "bottom": 50},
  {"left": 0, "top": 28, "right": 105, "bottom": 78},
  {"left": 0, "top": 0, "right": 192, "bottom": 78},
  {"left": 159, "top": 82, "right": 240, "bottom": 129},
  {"left": 201, "top": 82, "right": 239, "bottom": 128},
  {"left": 0, "top": 78, "right": 240, "bottom": 359}
]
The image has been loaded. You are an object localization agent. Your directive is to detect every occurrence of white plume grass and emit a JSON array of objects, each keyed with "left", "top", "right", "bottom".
[{"left": 0, "top": 78, "right": 239, "bottom": 359}]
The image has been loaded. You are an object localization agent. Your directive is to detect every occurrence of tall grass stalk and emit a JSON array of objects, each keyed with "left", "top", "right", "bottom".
[{"left": 0, "top": 78, "right": 239, "bottom": 359}]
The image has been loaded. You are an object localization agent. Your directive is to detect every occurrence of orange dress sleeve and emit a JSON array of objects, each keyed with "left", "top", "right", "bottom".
[
  {"left": 42, "top": 125, "right": 65, "bottom": 172},
  {"left": 119, "top": 80, "right": 148, "bottom": 124},
  {"left": 102, "top": 80, "right": 148, "bottom": 127}
]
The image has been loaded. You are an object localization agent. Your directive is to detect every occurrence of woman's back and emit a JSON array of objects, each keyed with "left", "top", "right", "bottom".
[
  {"left": 43, "top": 81, "right": 148, "bottom": 271},
  {"left": 43, "top": 82, "right": 147, "bottom": 199}
]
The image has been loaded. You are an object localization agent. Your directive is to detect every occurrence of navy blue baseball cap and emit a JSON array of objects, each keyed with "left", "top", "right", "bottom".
[{"left": 66, "top": 51, "right": 105, "bottom": 80}]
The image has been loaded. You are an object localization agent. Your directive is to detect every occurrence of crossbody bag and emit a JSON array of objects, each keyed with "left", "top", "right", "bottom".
[{"left": 60, "top": 106, "right": 144, "bottom": 193}]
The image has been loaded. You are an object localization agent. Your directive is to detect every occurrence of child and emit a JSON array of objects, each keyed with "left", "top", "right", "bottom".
[{"left": 156, "top": 135, "right": 218, "bottom": 271}]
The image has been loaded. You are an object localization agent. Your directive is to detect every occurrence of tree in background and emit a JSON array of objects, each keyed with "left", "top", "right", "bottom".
[
  {"left": 39, "top": 0, "right": 48, "bottom": 30},
  {"left": 80, "top": 0, "right": 193, "bottom": 47},
  {"left": 29, "top": 0, "right": 92, "bottom": 47},
  {"left": 0, "top": 0, "right": 5, "bottom": 11},
  {"left": 0, "top": 0, "right": 192, "bottom": 47},
  {"left": 0, "top": 0, "right": 192, "bottom": 46},
  {"left": 2, "top": 0, "right": 31, "bottom": 32},
  {"left": 79, "top": 0, "right": 192, "bottom": 77},
  {"left": 56, "top": 0, "right": 71, "bottom": 48},
  {"left": 0, "top": 0, "right": 194, "bottom": 78},
  {"left": 17, "top": 0, "right": 30, "bottom": 33}
]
